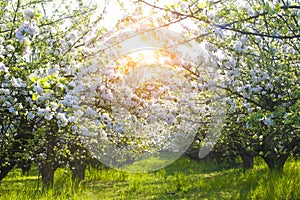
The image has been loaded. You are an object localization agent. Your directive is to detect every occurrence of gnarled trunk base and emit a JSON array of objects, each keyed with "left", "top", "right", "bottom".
[
  {"left": 262, "top": 154, "right": 289, "bottom": 173},
  {"left": 40, "top": 161, "right": 57, "bottom": 190},
  {"left": 70, "top": 161, "right": 86, "bottom": 182},
  {"left": 240, "top": 152, "right": 254, "bottom": 171},
  {"left": 0, "top": 162, "right": 16, "bottom": 182}
]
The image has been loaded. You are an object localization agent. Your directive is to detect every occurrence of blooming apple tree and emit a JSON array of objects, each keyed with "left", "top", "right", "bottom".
[
  {"left": 138, "top": 0, "right": 300, "bottom": 171},
  {"left": 0, "top": 0, "right": 107, "bottom": 186},
  {"left": 65, "top": 10, "right": 227, "bottom": 172}
]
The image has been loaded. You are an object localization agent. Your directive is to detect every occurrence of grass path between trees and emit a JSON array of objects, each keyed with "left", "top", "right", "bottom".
[{"left": 0, "top": 157, "right": 299, "bottom": 199}]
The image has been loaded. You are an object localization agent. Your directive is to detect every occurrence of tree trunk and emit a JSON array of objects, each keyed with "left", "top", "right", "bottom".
[
  {"left": 40, "top": 161, "right": 56, "bottom": 190},
  {"left": 240, "top": 152, "right": 254, "bottom": 170},
  {"left": 0, "top": 162, "right": 16, "bottom": 182},
  {"left": 0, "top": 118, "right": 34, "bottom": 182},
  {"left": 262, "top": 154, "right": 289, "bottom": 173},
  {"left": 70, "top": 161, "right": 86, "bottom": 182}
]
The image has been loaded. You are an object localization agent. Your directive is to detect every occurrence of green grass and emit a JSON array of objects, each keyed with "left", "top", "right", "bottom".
[{"left": 0, "top": 157, "right": 300, "bottom": 200}]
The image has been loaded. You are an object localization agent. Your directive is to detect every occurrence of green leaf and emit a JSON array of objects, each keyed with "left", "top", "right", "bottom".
[
  {"left": 30, "top": 76, "right": 38, "bottom": 83},
  {"left": 197, "top": 2, "right": 205, "bottom": 9},
  {"left": 32, "top": 93, "right": 37, "bottom": 101}
]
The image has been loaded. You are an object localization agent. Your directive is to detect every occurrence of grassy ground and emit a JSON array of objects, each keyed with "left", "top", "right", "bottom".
[{"left": 0, "top": 156, "right": 299, "bottom": 200}]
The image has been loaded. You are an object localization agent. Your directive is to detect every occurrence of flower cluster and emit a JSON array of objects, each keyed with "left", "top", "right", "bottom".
[{"left": 16, "top": 22, "right": 38, "bottom": 42}]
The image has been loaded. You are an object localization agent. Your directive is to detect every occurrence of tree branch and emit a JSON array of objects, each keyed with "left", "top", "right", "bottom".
[{"left": 216, "top": 24, "right": 300, "bottom": 39}]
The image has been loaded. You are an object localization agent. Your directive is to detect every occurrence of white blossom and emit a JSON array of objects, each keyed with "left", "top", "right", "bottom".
[
  {"left": 24, "top": 8, "right": 35, "bottom": 19},
  {"left": 8, "top": 107, "right": 15, "bottom": 113},
  {"left": 101, "top": 89, "right": 113, "bottom": 101},
  {"left": 27, "top": 112, "right": 35, "bottom": 120},
  {"left": 263, "top": 117, "right": 274, "bottom": 126},
  {"left": 74, "top": 110, "right": 84, "bottom": 118},
  {"left": 50, "top": 102, "right": 59, "bottom": 110},
  {"left": 11, "top": 77, "right": 25, "bottom": 87},
  {"left": 60, "top": 94, "right": 78, "bottom": 107},
  {"left": 68, "top": 116, "right": 77, "bottom": 123},
  {"left": 233, "top": 41, "right": 243, "bottom": 52},
  {"left": 56, "top": 113, "right": 68, "bottom": 126},
  {"left": 0, "top": 62, "right": 8, "bottom": 73},
  {"left": 2, "top": 101, "right": 11, "bottom": 107},
  {"left": 251, "top": 86, "right": 262, "bottom": 93},
  {"left": 6, "top": 45, "right": 15, "bottom": 52},
  {"left": 16, "top": 22, "right": 38, "bottom": 42},
  {"left": 265, "top": 83, "right": 273, "bottom": 91},
  {"left": 86, "top": 107, "right": 98, "bottom": 117},
  {"left": 34, "top": 84, "right": 43, "bottom": 93},
  {"left": 246, "top": 121, "right": 252, "bottom": 129},
  {"left": 204, "top": 42, "right": 217, "bottom": 52}
]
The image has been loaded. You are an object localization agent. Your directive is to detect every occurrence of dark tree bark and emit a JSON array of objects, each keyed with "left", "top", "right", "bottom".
[
  {"left": 262, "top": 154, "right": 289, "bottom": 173},
  {"left": 37, "top": 122, "right": 61, "bottom": 190},
  {"left": 40, "top": 161, "right": 57, "bottom": 190},
  {"left": 68, "top": 142, "right": 89, "bottom": 182},
  {"left": 18, "top": 159, "right": 32, "bottom": 176},
  {"left": 0, "top": 117, "right": 34, "bottom": 181},
  {"left": 70, "top": 160, "right": 86, "bottom": 182},
  {"left": 240, "top": 152, "right": 254, "bottom": 170},
  {"left": 0, "top": 162, "right": 16, "bottom": 182}
]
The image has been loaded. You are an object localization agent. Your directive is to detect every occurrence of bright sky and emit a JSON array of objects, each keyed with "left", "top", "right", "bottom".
[
  {"left": 43, "top": 0, "right": 200, "bottom": 35},
  {"left": 39, "top": 0, "right": 203, "bottom": 65},
  {"left": 91, "top": 0, "right": 196, "bottom": 30},
  {"left": 89, "top": 0, "right": 137, "bottom": 29}
]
